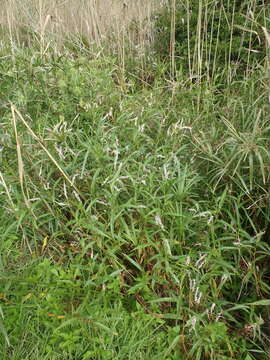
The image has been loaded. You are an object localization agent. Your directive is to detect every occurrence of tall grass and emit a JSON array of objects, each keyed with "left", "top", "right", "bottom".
[
  {"left": 155, "top": 0, "right": 269, "bottom": 82},
  {"left": 0, "top": 0, "right": 157, "bottom": 48}
]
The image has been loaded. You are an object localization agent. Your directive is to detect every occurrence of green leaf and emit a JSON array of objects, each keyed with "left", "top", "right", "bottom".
[
  {"left": 122, "top": 254, "right": 143, "bottom": 272},
  {"left": 164, "top": 335, "right": 181, "bottom": 357},
  {"left": 0, "top": 306, "right": 10, "bottom": 347},
  {"left": 248, "top": 299, "right": 270, "bottom": 306}
]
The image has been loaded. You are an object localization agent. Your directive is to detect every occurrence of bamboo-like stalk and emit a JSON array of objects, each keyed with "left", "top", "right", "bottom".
[{"left": 170, "top": 0, "right": 176, "bottom": 79}]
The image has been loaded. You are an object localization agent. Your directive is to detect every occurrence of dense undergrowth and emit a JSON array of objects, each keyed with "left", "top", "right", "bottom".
[
  {"left": 1, "top": 1, "right": 270, "bottom": 359},
  {"left": 153, "top": 0, "right": 268, "bottom": 80}
]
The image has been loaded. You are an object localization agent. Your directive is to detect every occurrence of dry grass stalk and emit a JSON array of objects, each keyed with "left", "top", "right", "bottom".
[
  {"left": 11, "top": 105, "right": 84, "bottom": 202},
  {"left": 11, "top": 105, "right": 30, "bottom": 210}
]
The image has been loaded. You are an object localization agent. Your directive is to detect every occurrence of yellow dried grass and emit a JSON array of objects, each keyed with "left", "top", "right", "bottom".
[{"left": 0, "top": 0, "right": 160, "bottom": 46}]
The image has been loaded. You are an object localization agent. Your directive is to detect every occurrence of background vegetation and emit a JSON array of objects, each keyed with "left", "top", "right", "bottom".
[{"left": 1, "top": 0, "right": 270, "bottom": 359}]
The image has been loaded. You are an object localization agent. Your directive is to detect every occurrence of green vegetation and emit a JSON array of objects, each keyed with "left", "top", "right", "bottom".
[
  {"left": 153, "top": 0, "right": 268, "bottom": 79},
  {"left": 1, "top": 1, "right": 270, "bottom": 359}
]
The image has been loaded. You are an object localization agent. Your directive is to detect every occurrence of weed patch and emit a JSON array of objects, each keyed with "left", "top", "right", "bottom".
[{"left": 1, "top": 3, "right": 270, "bottom": 358}]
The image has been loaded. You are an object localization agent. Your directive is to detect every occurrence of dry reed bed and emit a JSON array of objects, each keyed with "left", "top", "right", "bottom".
[{"left": 0, "top": 0, "right": 162, "bottom": 47}]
